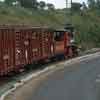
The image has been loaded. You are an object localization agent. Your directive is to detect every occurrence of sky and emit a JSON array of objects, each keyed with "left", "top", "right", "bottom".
[{"left": 38, "top": 0, "right": 87, "bottom": 8}]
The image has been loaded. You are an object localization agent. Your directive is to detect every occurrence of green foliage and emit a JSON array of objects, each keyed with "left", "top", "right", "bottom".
[
  {"left": 71, "top": 3, "right": 82, "bottom": 12},
  {"left": 47, "top": 3, "right": 55, "bottom": 11},
  {"left": 39, "top": 1, "right": 46, "bottom": 10},
  {"left": 1, "top": 1, "right": 100, "bottom": 50},
  {"left": 95, "top": 0, "right": 100, "bottom": 9},
  {"left": 4, "top": 0, "right": 55, "bottom": 10},
  {"left": 87, "top": 0, "right": 100, "bottom": 10},
  {"left": 4, "top": 0, "right": 16, "bottom": 6},
  {"left": 82, "top": 2, "right": 87, "bottom": 10},
  {"left": 72, "top": 10, "right": 100, "bottom": 49},
  {"left": 17, "top": 0, "right": 37, "bottom": 8},
  {"left": 88, "top": 0, "right": 96, "bottom": 9}
]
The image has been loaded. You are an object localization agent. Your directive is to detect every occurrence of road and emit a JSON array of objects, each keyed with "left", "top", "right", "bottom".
[{"left": 4, "top": 56, "right": 100, "bottom": 100}]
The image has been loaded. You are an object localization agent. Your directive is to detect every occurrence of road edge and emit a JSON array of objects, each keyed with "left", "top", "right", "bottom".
[{"left": 1, "top": 52, "right": 100, "bottom": 100}]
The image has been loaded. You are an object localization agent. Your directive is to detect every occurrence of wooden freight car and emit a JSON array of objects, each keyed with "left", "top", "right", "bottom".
[{"left": 0, "top": 26, "right": 78, "bottom": 76}]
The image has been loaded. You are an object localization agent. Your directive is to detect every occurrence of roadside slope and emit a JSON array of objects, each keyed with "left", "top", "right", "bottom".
[{"left": 0, "top": 5, "right": 65, "bottom": 28}]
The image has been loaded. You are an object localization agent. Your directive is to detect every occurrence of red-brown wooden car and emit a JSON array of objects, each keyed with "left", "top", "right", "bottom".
[{"left": 0, "top": 26, "right": 78, "bottom": 76}]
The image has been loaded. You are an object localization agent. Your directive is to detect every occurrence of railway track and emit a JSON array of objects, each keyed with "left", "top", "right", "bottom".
[
  {"left": 0, "top": 48, "right": 99, "bottom": 97},
  {"left": 0, "top": 57, "right": 67, "bottom": 97}
]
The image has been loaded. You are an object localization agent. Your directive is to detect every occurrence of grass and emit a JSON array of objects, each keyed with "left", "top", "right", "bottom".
[
  {"left": 0, "top": 4, "right": 65, "bottom": 28},
  {"left": 0, "top": 4, "right": 100, "bottom": 50}
]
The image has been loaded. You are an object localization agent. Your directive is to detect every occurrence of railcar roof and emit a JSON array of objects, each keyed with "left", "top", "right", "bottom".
[
  {"left": 0, "top": 25, "right": 53, "bottom": 31},
  {"left": 0, "top": 25, "right": 72, "bottom": 32},
  {"left": 54, "top": 29, "right": 68, "bottom": 32}
]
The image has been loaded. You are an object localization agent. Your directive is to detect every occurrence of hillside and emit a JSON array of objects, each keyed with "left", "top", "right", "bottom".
[
  {"left": 0, "top": 4, "right": 66, "bottom": 27},
  {"left": 0, "top": 4, "right": 100, "bottom": 50}
]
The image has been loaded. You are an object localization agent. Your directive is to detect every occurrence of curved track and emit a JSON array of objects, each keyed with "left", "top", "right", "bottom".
[
  {"left": 29, "top": 57, "right": 100, "bottom": 100},
  {"left": 3, "top": 54, "right": 100, "bottom": 100}
]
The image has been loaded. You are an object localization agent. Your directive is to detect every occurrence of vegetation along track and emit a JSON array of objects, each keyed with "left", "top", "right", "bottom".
[
  {"left": 0, "top": 48, "right": 100, "bottom": 97},
  {"left": 0, "top": 56, "right": 69, "bottom": 97}
]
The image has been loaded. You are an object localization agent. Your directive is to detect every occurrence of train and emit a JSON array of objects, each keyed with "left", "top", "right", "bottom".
[{"left": 0, "top": 25, "right": 78, "bottom": 76}]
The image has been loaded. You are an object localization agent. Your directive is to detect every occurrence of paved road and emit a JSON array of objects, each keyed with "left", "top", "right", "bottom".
[
  {"left": 4, "top": 56, "right": 100, "bottom": 100},
  {"left": 29, "top": 57, "right": 100, "bottom": 100}
]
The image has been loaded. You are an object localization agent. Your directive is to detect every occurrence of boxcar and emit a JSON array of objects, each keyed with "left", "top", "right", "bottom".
[
  {"left": 0, "top": 26, "right": 54, "bottom": 76},
  {"left": 0, "top": 26, "right": 27, "bottom": 76},
  {"left": 20, "top": 27, "right": 53, "bottom": 64},
  {"left": 0, "top": 26, "right": 77, "bottom": 76}
]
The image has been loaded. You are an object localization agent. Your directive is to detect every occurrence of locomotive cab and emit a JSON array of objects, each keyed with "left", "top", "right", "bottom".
[
  {"left": 64, "top": 24, "right": 78, "bottom": 57},
  {"left": 53, "top": 26, "right": 78, "bottom": 59},
  {"left": 53, "top": 30, "right": 65, "bottom": 56},
  {"left": 54, "top": 31, "right": 64, "bottom": 41}
]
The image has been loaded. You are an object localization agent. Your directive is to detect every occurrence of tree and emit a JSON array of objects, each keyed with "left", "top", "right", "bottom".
[
  {"left": 17, "top": 0, "right": 31, "bottom": 8},
  {"left": 39, "top": 1, "right": 46, "bottom": 10},
  {"left": 71, "top": 3, "right": 82, "bottom": 12},
  {"left": 96, "top": 0, "right": 100, "bottom": 9},
  {"left": 47, "top": 3, "right": 55, "bottom": 10},
  {"left": 4, "top": 0, "right": 16, "bottom": 6},
  {"left": 17, "top": 0, "right": 37, "bottom": 9},
  {"left": 81, "top": 2, "right": 88, "bottom": 16},
  {"left": 12, "top": 1, "right": 20, "bottom": 6},
  {"left": 88, "top": 0, "right": 96, "bottom": 9},
  {"left": 32, "top": 0, "right": 38, "bottom": 9},
  {"left": 82, "top": 2, "right": 87, "bottom": 10}
]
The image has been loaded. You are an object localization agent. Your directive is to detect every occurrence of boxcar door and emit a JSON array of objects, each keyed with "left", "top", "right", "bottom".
[
  {"left": 22, "top": 29, "right": 31, "bottom": 64},
  {"left": 15, "top": 29, "right": 27, "bottom": 70},
  {"left": 1, "top": 29, "right": 15, "bottom": 75},
  {"left": 54, "top": 31, "right": 65, "bottom": 56},
  {"left": 0, "top": 29, "right": 3, "bottom": 75},
  {"left": 31, "top": 31, "right": 42, "bottom": 62},
  {"left": 41, "top": 31, "right": 52, "bottom": 59}
]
